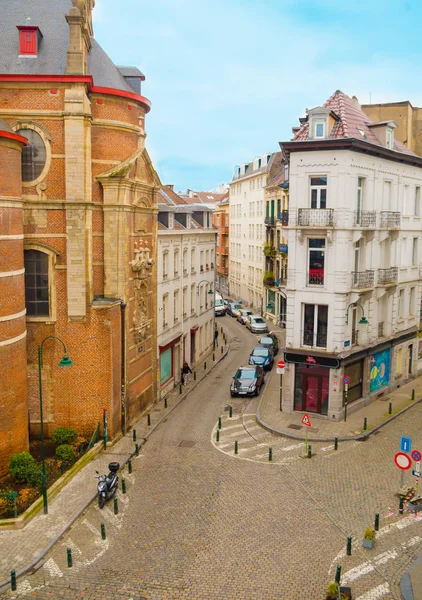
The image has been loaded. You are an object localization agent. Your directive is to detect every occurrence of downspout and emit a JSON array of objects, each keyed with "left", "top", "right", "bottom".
[{"left": 120, "top": 300, "right": 127, "bottom": 434}]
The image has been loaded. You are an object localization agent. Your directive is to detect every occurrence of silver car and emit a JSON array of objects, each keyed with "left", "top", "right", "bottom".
[{"left": 245, "top": 315, "right": 268, "bottom": 334}]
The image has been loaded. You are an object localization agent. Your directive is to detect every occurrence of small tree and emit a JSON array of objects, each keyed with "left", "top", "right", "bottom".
[
  {"left": 55, "top": 444, "right": 76, "bottom": 465},
  {"left": 52, "top": 427, "right": 78, "bottom": 446},
  {"left": 8, "top": 452, "right": 42, "bottom": 487}
]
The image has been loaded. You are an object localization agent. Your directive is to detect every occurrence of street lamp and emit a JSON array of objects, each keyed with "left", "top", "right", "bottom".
[
  {"left": 38, "top": 336, "right": 73, "bottom": 514},
  {"left": 345, "top": 302, "right": 369, "bottom": 325},
  {"left": 197, "top": 279, "right": 214, "bottom": 308}
]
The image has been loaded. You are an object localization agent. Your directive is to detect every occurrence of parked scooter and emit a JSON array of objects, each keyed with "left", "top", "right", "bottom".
[{"left": 96, "top": 462, "right": 119, "bottom": 509}]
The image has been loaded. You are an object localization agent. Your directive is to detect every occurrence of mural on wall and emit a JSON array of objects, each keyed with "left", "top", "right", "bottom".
[{"left": 369, "top": 348, "right": 391, "bottom": 393}]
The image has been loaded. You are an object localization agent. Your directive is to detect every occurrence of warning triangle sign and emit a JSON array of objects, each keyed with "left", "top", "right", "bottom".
[{"left": 301, "top": 413, "right": 311, "bottom": 427}]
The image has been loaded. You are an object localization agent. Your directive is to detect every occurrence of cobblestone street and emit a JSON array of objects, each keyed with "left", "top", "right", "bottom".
[{"left": 2, "top": 316, "right": 421, "bottom": 599}]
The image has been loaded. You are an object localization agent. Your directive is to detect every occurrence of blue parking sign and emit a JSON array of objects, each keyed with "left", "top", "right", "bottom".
[{"left": 400, "top": 436, "right": 412, "bottom": 453}]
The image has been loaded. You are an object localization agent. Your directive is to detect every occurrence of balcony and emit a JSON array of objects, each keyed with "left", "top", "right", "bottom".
[
  {"left": 217, "top": 265, "right": 228, "bottom": 275},
  {"left": 217, "top": 246, "right": 229, "bottom": 255},
  {"left": 354, "top": 210, "right": 376, "bottom": 228},
  {"left": 298, "top": 208, "right": 334, "bottom": 227},
  {"left": 378, "top": 266, "right": 398, "bottom": 285},
  {"left": 278, "top": 210, "right": 289, "bottom": 225},
  {"left": 263, "top": 243, "right": 277, "bottom": 259},
  {"left": 380, "top": 211, "right": 401, "bottom": 229},
  {"left": 351, "top": 270, "right": 375, "bottom": 290},
  {"left": 278, "top": 244, "right": 288, "bottom": 254},
  {"left": 265, "top": 216, "right": 276, "bottom": 226},
  {"left": 307, "top": 270, "right": 324, "bottom": 286},
  {"left": 263, "top": 271, "right": 275, "bottom": 287},
  {"left": 221, "top": 226, "right": 229, "bottom": 235},
  {"left": 378, "top": 321, "right": 384, "bottom": 337},
  {"left": 302, "top": 328, "right": 327, "bottom": 349}
]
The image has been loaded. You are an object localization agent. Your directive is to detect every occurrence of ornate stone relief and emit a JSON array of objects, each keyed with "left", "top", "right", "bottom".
[{"left": 130, "top": 241, "right": 154, "bottom": 342}]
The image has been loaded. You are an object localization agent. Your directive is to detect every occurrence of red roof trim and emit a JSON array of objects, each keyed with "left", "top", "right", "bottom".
[
  {"left": 0, "top": 131, "right": 27, "bottom": 145},
  {"left": 0, "top": 75, "right": 151, "bottom": 112}
]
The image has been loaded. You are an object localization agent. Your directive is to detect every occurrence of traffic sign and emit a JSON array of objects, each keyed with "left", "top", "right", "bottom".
[
  {"left": 394, "top": 452, "right": 412, "bottom": 470},
  {"left": 411, "top": 450, "right": 421, "bottom": 462},
  {"left": 277, "top": 360, "right": 285, "bottom": 369},
  {"left": 343, "top": 376, "right": 350, "bottom": 385},
  {"left": 400, "top": 436, "right": 412, "bottom": 453},
  {"left": 301, "top": 413, "right": 311, "bottom": 427}
]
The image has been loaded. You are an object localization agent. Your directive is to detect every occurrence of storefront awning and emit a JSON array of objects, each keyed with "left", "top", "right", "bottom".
[
  {"left": 285, "top": 352, "right": 340, "bottom": 369},
  {"left": 159, "top": 332, "right": 183, "bottom": 352},
  {"left": 190, "top": 325, "right": 199, "bottom": 333}
]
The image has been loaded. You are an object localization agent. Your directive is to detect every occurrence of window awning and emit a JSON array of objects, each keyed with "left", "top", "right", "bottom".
[{"left": 159, "top": 332, "right": 183, "bottom": 352}]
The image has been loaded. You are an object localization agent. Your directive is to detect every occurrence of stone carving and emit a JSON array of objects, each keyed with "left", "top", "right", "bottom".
[
  {"left": 131, "top": 241, "right": 154, "bottom": 342},
  {"left": 36, "top": 181, "right": 47, "bottom": 201}
]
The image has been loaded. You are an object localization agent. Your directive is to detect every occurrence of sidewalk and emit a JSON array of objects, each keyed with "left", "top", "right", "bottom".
[{"left": 0, "top": 341, "right": 229, "bottom": 593}]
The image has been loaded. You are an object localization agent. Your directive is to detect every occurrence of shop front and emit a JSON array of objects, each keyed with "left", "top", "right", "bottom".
[{"left": 159, "top": 333, "right": 183, "bottom": 396}]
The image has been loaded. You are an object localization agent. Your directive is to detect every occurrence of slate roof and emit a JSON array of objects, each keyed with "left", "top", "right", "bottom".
[
  {"left": 185, "top": 192, "right": 227, "bottom": 205},
  {"left": 0, "top": 0, "right": 136, "bottom": 94},
  {"left": 292, "top": 90, "right": 416, "bottom": 157}
]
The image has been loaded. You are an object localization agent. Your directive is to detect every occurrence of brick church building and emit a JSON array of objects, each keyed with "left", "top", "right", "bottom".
[{"left": 0, "top": 0, "right": 160, "bottom": 476}]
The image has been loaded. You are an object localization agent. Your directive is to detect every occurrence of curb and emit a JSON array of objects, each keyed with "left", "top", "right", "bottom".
[
  {"left": 0, "top": 343, "right": 229, "bottom": 595},
  {"left": 256, "top": 393, "right": 422, "bottom": 443},
  {"left": 400, "top": 553, "right": 422, "bottom": 600}
]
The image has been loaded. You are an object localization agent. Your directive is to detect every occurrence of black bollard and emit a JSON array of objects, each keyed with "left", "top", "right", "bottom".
[
  {"left": 132, "top": 429, "right": 136, "bottom": 442},
  {"left": 194, "top": 371, "right": 197, "bottom": 381},
  {"left": 101, "top": 522, "right": 106, "bottom": 540},
  {"left": 122, "top": 477, "right": 126, "bottom": 494},
  {"left": 218, "top": 417, "right": 222, "bottom": 429},
  {"left": 114, "top": 497, "right": 118, "bottom": 515},
  {"left": 399, "top": 497, "right": 404, "bottom": 515},
  {"left": 268, "top": 447, "right": 272, "bottom": 461},
  {"left": 234, "top": 440, "right": 238, "bottom": 454},
  {"left": 204, "top": 361, "right": 207, "bottom": 370},
  {"left": 363, "top": 417, "right": 367, "bottom": 431},
  {"left": 307, "top": 444, "right": 312, "bottom": 459},
  {"left": 375, "top": 513, "right": 379, "bottom": 531},
  {"left": 179, "top": 383, "right": 183, "bottom": 394},
  {"left": 335, "top": 565, "right": 341, "bottom": 584},
  {"left": 346, "top": 536, "right": 352, "bottom": 556},
  {"left": 147, "top": 413, "right": 151, "bottom": 426},
  {"left": 128, "top": 459, "right": 132, "bottom": 473},
  {"left": 388, "top": 402, "right": 392, "bottom": 415},
  {"left": 216, "top": 429, "right": 220, "bottom": 442},
  {"left": 67, "top": 548, "right": 73, "bottom": 568},
  {"left": 229, "top": 405, "right": 233, "bottom": 418},
  {"left": 412, "top": 388, "right": 415, "bottom": 400},
  {"left": 164, "top": 397, "right": 167, "bottom": 408},
  {"left": 221, "top": 346, "right": 224, "bottom": 355},
  {"left": 10, "top": 571, "right": 16, "bottom": 591},
  {"left": 334, "top": 437, "right": 338, "bottom": 450},
  {"left": 213, "top": 353, "right": 215, "bottom": 361}
]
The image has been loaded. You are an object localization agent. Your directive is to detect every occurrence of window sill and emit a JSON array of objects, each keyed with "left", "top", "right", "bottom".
[{"left": 26, "top": 317, "right": 56, "bottom": 324}]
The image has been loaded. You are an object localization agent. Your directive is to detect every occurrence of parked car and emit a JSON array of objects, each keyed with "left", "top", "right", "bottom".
[
  {"left": 258, "top": 333, "right": 279, "bottom": 355},
  {"left": 236, "top": 309, "right": 253, "bottom": 325},
  {"left": 226, "top": 302, "right": 243, "bottom": 317},
  {"left": 248, "top": 345, "right": 274, "bottom": 370},
  {"left": 230, "top": 366, "right": 265, "bottom": 397},
  {"left": 214, "top": 296, "right": 226, "bottom": 316},
  {"left": 245, "top": 315, "right": 268, "bottom": 334}
]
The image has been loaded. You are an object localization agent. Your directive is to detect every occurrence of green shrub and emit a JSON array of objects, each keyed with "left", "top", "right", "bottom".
[
  {"left": 55, "top": 444, "right": 76, "bottom": 465},
  {"left": 364, "top": 527, "right": 375, "bottom": 541},
  {"left": 52, "top": 427, "right": 78, "bottom": 446},
  {"left": 8, "top": 452, "right": 42, "bottom": 487}
]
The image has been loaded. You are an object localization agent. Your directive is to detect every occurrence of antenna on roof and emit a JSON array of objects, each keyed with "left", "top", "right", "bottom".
[{"left": 369, "top": 91, "right": 372, "bottom": 104}]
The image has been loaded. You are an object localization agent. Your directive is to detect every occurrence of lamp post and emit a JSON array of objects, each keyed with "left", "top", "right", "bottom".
[
  {"left": 38, "top": 336, "right": 73, "bottom": 514},
  {"left": 196, "top": 280, "right": 214, "bottom": 308},
  {"left": 345, "top": 302, "right": 369, "bottom": 325}
]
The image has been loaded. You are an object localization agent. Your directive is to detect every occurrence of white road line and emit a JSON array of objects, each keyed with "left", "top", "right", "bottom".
[
  {"left": 43, "top": 557, "right": 63, "bottom": 578},
  {"left": 62, "top": 538, "right": 82, "bottom": 555},
  {"left": 219, "top": 423, "right": 246, "bottom": 432},
  {"left": 220, "top": 430, "right": 252, "bottom": 440},
  {"left": 82, "top": 518, "right": 102, "bottom": 538},
  {"left": 354, "top": 583, "right": 390, "bottom": 599}
]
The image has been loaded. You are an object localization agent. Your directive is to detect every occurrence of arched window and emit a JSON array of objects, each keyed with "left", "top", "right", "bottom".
[
  {"left": 16, "top": 128, "right": 47, "bottom": 182},
  {"left": 24, "top": 250, "right": 49, "bottom": 316}
]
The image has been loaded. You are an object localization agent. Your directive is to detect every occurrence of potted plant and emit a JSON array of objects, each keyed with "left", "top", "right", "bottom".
[
  {"left": 362, "top": 527, "right": 375, "bottom": 549},
  {"left": 326, "top": 582, "right": 351, "bottom": 600},
  {"left": 263, "top": 271, "right": 275, "bottom": 286}
]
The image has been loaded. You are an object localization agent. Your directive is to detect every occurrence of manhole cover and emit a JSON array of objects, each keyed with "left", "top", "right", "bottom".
[
  {"left": 179, "top": 440, "right": 195, "bottom": 448},
  {"left": 288, "top": 424, "right": 302, "bottom": 430}
]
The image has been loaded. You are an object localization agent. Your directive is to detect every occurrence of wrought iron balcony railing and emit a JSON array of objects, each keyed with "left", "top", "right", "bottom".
[
  {"left": 380, "top": 211, "right": 401, "bottom": 228},
  {"left": 351, "top": 270, "right": 375, "bottom": 289},
  {"left": 298, "top": 208, "right": 334, "bottom": 227},
  {"left": 302, "top": 328, "right": 327, "bottom": 348},
  {"left": 265, "top": 216, "right": 276, "bottom": 226},
  {"left": 307, "top": 271, "right": 324, "bottom": 286},
  {"left": 278, "top": 210, "right": 289, "bottom": 225},
  {"left": 354, "top": 210, "right": 376, "bottom": 227},
  {"left": 378, "top": 266, "right": 398, "bottom": 285}
]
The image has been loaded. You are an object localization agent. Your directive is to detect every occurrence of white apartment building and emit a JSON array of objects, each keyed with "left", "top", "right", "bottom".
[
  {"left": 228, "top": 151, "right": 282, "bottom": 310},
  {"left": 157, "top": 187, "right": 216, "bottom": 398},
  {"left": 280, "top": 90, "right": 422, "bottom": 420}
]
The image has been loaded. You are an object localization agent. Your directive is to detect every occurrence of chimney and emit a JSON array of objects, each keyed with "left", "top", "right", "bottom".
[
  {"left": 352, "top": 95, "right": 361, "bottom": 109},
  {"left": 166, "top": 184, "right": 174, "bottom": 191},
  {"left": 65, "top": 5, "right": 84, "bottom": 74}
]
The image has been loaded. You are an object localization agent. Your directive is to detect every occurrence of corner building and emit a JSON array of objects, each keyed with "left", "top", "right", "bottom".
[
  {"left": 281, "top": 91, "right": 422, "bottom": 420},
  {"left": 0, "top": 0, "right": 159, "bottom": 476}
]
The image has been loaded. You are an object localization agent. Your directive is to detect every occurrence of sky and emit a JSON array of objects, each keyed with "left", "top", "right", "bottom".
[{"left": 93, "top": 0, "right": 422, "bottom": 191}]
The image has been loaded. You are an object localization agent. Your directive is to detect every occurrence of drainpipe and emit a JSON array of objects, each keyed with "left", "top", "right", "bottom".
[{"left": 120, "top": 300, "right": 127, "bottom": 434}]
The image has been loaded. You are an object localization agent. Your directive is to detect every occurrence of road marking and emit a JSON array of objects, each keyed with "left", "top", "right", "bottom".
[
  {"left": 354, "top": 583, "right": 390, "bottom": 599},
  {"left": 62, "top": 538, "right": 82, "bottom": 555},
  {"left": 82, "top": 518, "right": 102, "bottom": 538},
  {"left": 219, "top": 430, "right": 253, "bottom": 440},
  {"left": 219, "top": 423, "right": 247, "bottom": 432},
  {"left": 43, "top": 557, "right": 63, "bottom": 578}
]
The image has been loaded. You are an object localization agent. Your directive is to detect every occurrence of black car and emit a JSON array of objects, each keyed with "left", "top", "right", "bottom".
[
  {"left": 248, "top": 345, "right": 274, "bottom": 370},
  {"left": 230, "top": 366, "right": 265, "bottom": 397},
  {"left": 226, "top": 302, "right": 243, "bottom": 317},
  {"left": 258, "top": 333, "right": 279, "bottom": 355}
]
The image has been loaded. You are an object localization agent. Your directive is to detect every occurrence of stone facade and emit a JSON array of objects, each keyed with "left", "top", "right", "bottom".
[{"left": 0, "top": 0, "right": 159, "bottom": 475}]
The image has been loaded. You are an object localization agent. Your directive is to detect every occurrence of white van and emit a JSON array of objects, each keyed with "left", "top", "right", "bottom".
[{"left": 215, "top": 294, "right": 226, "bottom": 316}]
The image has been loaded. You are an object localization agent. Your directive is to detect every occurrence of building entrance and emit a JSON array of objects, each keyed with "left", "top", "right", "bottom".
[{"left": 294, "top": 364, "right": 329, "bottom": 415}]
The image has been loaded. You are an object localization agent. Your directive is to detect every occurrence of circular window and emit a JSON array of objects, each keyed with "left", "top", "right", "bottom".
[{"left": 16, "top": 128, "right": 47, "bottom": 183}]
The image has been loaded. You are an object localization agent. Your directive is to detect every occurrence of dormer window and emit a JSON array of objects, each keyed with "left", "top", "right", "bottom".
[
  {"left": 386, "top": 128, "right": 394, "bottom": 149},
  {"left": 315, "top": 121, "right": 325, "bottom": 138},
  {"left": 169, "top": 214, "right": 174, "bottom": 229},
  {"left": 17, "top": 25, "right": 42, "bottom": 56}
]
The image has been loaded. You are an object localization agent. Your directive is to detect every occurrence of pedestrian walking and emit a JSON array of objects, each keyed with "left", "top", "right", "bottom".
[
  {"left": 181, "top": 361, "right": 192, "bottom": 385},
  {"left": 214, "top": 328, "right": 219, "bottom": 347}
]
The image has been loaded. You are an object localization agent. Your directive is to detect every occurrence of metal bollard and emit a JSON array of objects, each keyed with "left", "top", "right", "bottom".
[
  {"left": 114, "top": 497, "right": 118, "bottom": 515},
  {"left": 67, "top": 548, "right": 73, "bottom": 568},
  {"left": 216, "top": 429, "right": 220, "bottom": 442},
  {"left": 334, "top": 437, "right": 338, "bottom": 451},
  {"left": 399, "top": 497, "right": 404, "bottom": 515},
  {"left": 363, "top": 417, "right": 367, "bottom": 431},
  {"left": 101, "top": 522, "right": 106, "bottom": 540},
  {"left": 213, "top": 353, "right": 215, "bottom": 361},
  {"left": 179, "top": 383, "right": 183, "bottom": 394},
  {"left": 335, "top": 565, "right": 341, "bottom": 584},
  {"left": 412, "top": 389, "right": 415, "bottom": 400},
  {"left": 375, "top": 513, "right": 379, "bottom": 531},
  {"left": 164, "top": 397, "right": 167, "bottom": 408},
  {"left": 229, "top": 405, "right": 233, "bottom": 418},
  {"left": 388, "top": 402, "right": 392, "bottom": 415},
  {"left": 128, "top": 459, "right": 132, "bottom": 473},
  {"left": 147, "top": 413, "right": 151, "bottom": 426},
  {"left": 132, "top": 429, "right": 136, "bottom": 442},
  {"left": 221, "top": 346, "right": 224, "bottom": 355},
  {"left": 234, "top": 440, "right": 238, "bottom": 454},
  {"left": 268, "top": 447, "right": 272, "bottom": 462},
  {"left": 122, "top": 477, "right": 126, "bottom": 494},
  {"left": 135, "top": 443, "right": 139, "bottom": 456},
  {"left": 10, "top": 570, "right": 16, "bottom": 591},
  {"left": 346, "top": 536, "right": 352, "bottom": 556},
  {"left": 194, "top": 371, "right": 197, "bottom": 381},
  {"left": 218, "top": 417, "right": 222, "bottom": 429},
  {"left": 204, "top": 361, "right": 206, "bottom": 370},
  {"left": 307, "top": 444, "right": 312, "bottom": 459},
  {"left": 220, "top": 326, "right": 223, "bottom": 333}
]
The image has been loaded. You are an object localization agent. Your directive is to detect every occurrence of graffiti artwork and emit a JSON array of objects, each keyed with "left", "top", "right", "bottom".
[{"left": 369, "top": 348, "right": 391, "bottom": 393}]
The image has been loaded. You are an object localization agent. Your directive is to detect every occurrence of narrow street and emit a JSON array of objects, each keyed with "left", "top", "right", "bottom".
[{"left": 4, "top": 316, "right": 421, "bottom": 599}]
